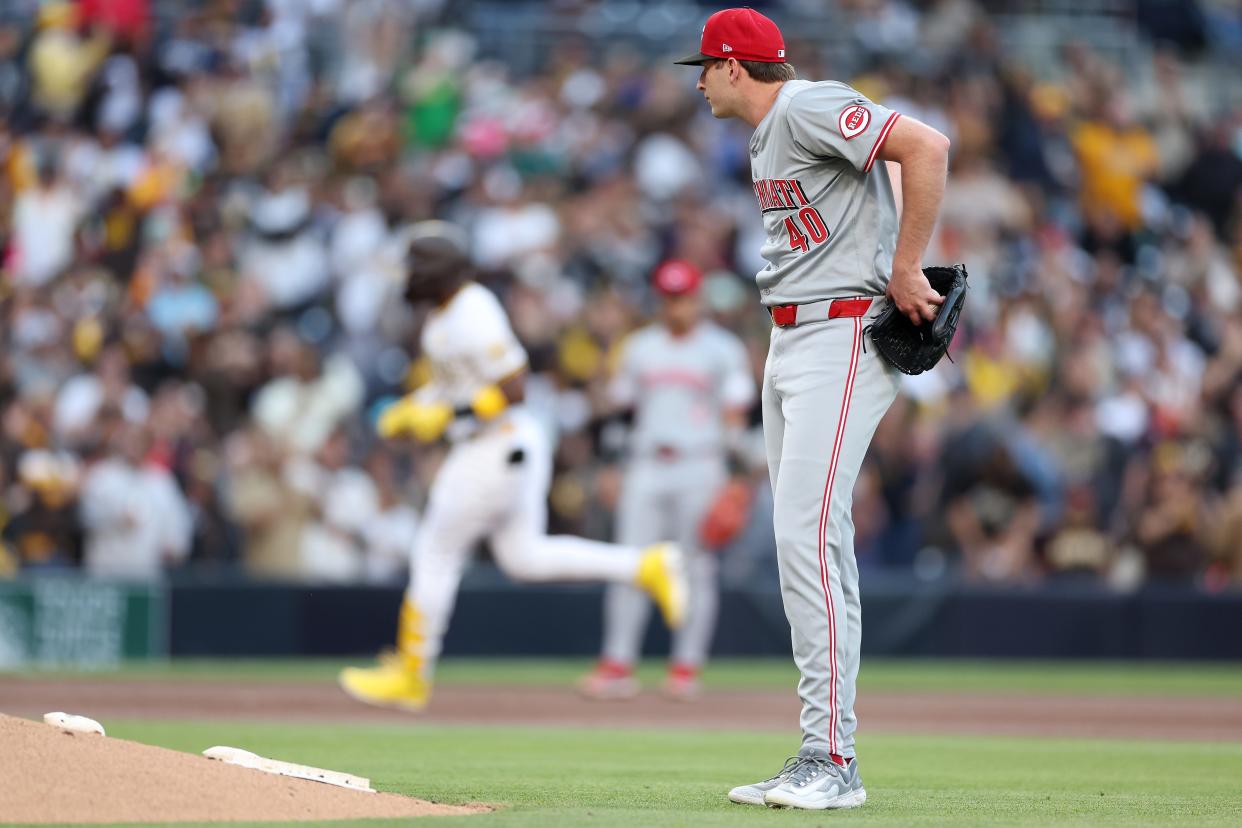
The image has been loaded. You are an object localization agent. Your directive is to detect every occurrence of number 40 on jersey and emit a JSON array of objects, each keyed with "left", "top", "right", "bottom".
[{"left": 785, "top": 207, "right": 829, "bottom": 254}]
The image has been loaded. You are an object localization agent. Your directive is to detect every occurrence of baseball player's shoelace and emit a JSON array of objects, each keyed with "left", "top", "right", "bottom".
[
  {"left": 765, "top": 756, "right": 806, "bottom": 784},
  {"left": 786, "top": 757, "right": 840, "bottom": 788}
]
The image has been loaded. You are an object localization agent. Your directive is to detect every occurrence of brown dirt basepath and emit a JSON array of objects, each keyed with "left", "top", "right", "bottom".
[
  {"left": 0, "top": 714, "right": 488, "bottom": 824},
  {"left": 3, "top": 677, "right": 1242, "bottom": 741}
]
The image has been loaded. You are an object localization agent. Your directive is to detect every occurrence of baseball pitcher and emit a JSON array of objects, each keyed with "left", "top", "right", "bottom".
[
  {"left": 579, "top": 259, "right": 756, "bottom": 701},
  {"left": 338, "top": 224, "right": 689, "bottom": 711},
  {"left": 674, "top": 7, "right": 951, "bottom": 810}
]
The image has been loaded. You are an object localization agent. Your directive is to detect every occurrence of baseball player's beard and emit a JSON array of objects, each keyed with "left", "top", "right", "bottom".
[{"left": 405, "top": 276, "right": 461, "bottom": 307}]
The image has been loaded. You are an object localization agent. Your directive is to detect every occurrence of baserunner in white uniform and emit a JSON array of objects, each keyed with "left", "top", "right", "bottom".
[
  {"left": 579, "top": 259, "right": 755, "bottom": 701},
  {"left": 674, "top": 8, "right": 951, "bottom": 810},
  {"left": 338, "top": 224, "right": 689, "bottom": 712}
]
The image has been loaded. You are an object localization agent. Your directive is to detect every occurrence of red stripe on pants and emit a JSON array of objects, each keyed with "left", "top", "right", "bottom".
[{"left": 815, "top": 317, "right": 862, "bottom": 755}]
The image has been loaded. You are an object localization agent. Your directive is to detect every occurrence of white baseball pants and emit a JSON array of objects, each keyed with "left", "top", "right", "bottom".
[{"left": 407, "top": 410, "right": 642, "bottom": 678}]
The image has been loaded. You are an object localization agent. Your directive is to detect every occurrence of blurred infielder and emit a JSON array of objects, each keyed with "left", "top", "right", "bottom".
[
  {"left": 339, "top": 224, "right": 688, "bottom": 711},
  {"left": 579, "top": 260, "right": 755, "bottom": 701},
  {"left": 675, "top": 8, "right": 950, "bottom": 811}
]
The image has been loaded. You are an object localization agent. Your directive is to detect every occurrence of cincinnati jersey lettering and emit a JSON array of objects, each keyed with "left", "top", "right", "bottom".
[
  {"left": 754, "top": 177, "right": 832, "bottom": 254},
  {"left": 753, "top": 178, "right": 812, "bottom": 213}
]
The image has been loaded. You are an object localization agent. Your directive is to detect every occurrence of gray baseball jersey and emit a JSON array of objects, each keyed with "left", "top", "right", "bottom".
[
  {"left": 600, "top": 320, "right": 755, "bottom": 669},
  {"left": 611, "top": 321, "right": 754, "bottom": 456},
  {"left": 749, "top": 80, "right": 901, "bottom": 305},
  {"left": 751, "top": 79, "right": 907, "bottom": 762}
]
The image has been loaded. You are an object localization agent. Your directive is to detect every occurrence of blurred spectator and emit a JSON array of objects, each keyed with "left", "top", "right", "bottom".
[
  {"left": 289, "top": 428, "right": 379, "bottom": 582},
  {"left": 360, "top": 448, "right": 419, "bottom": 583},
  {"left": 944, "top": 433, "right": 1042, "bottom": 584},
  {"left": 27, "top": 3, "right": 111, "bottom": 123},
  {"left": 3, "top": 449, "right": 80, "bottom": 570},
  {"left": 78, "top": 421, "right": 191, "bottom": 579},
  {"left": 1129, "top": 443, "right": 1213, "bottom": 583},
  {"left": 1044, "top": 486, "right": 1112, "bottom": 581},
  {"left": 1216, "top": 489, "right": 1242, "bottom": 581},
  {"left": 0, "top": 0, "right": 1237, "bottom": 593},
  {"left": 251, "top": 328, "right": 364, "bottom": 456},
  {"left": 862, "top": 397, "right": 931, "bottom": 567},
  {"left": 144, "top": 253, "right": 220, "bottom": 341},
  {"left": 471, "top": 177, "right": 562, "bottom": 274},
  {"left": 240, "top": 180, "right": 331, "bottom": 313},
  {"left": 1173, "top": 122, "right": 1242, "bottom": 241},
  {"left": 1133, "top": 50, "right": 1211, "bottom": 182},
  {"left": 224, "top": 424, "right": 309, "bottom": 580},
  {"left": 329, "top": 175, "right": 410, "bottom": 343},
  {"left": 1073, "top": 94, "right": 1159, "bottom": 235},
  {"left": 10, "top": 156, "right": 82, "bottom": 287},
  {"left": 53, "top": 343, "right": 149, "bottom": 445}
]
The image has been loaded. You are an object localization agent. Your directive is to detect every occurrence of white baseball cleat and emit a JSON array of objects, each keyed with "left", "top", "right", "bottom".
[
  {"left": 727, "top": 756, "right": 802, "bottom": 806},
  {"left": 763, "top": 755, "right": 866, "bottom": 810}
]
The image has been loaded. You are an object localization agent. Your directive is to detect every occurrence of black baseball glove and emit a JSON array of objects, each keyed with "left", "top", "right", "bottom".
[{"left": 866, "top": 264, "right": 968, "bottom": 375}]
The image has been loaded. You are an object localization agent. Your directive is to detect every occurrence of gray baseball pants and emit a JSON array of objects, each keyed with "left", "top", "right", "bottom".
[
  {"left": 602, "top": 454, "right": 726, "bottom": 667},
  {"left": 762, "top": 308, "right": 899, "bottom": 759}
]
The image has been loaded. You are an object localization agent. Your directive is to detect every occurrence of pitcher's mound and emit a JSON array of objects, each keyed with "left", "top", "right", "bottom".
[{"left": 0, "top": 713, "right": 488, "bottom": 824}]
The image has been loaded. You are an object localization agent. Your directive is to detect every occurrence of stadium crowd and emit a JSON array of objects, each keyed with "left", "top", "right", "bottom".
[{"left": 1, "top": 0, "right": 1241, "bottom": 589}]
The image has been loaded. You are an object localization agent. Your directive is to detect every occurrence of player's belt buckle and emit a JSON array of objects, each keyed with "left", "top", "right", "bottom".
[{"left": 654, "top": 445, "right": 680, "bottom": 461}]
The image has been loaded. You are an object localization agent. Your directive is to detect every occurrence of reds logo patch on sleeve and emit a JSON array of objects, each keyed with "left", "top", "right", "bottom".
[{"left": 838, "top": 105, "right": 871, "bottom": 140}]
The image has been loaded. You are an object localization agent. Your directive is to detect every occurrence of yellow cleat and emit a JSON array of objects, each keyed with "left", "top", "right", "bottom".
[
  {"left": 636, "top": 543, "right": 688, "bottom": 629},
  {"left": 338, "top": 662, "right": 431, "bottom": 712}
]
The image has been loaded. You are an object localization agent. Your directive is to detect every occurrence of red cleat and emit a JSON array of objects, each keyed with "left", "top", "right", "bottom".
[
  {"left": 662, "top": 663, "right": 701, "bottom": 701},
  {"left": 576, "top": 659, "right": 641, "bottom": 701}
]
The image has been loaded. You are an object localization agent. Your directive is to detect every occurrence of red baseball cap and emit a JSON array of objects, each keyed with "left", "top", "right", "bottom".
[
  {"left": 653, "top": 259, "right": 704, "bottom": 296},
  {"left": 674, "top": 8, "right": 787, "bottom": 66}
]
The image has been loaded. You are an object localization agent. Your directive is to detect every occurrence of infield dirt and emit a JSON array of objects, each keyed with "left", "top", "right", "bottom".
[
  {"left": 3, "top": 677, "right": 1241, "bottom": 741},
  {"left": 0, "top": 713, "right": 489, "bottom": 824}
]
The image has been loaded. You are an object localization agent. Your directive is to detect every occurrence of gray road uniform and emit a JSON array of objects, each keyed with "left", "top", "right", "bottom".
[
  {"left": 601, "top": 321, "right": 755, "bottom": 668},
  {"left": 751, "top": 80, "right": 904, "bottom": 760}
]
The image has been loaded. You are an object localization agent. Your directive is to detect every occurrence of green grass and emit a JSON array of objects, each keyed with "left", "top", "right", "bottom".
[
  {"left": 61, "top": 718, "right": 1242, "bottom": 827},
  {"left": 7, "top": 660, "right": 1242, "bottom": 825},
  {"left": 10, "top": 657, "right": 1242, "bottom": 697}
]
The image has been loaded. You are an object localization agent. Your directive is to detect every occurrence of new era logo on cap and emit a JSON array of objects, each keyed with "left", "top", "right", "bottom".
[{"left": 673, "top": 7, "right": 787, "bottom": 66}]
